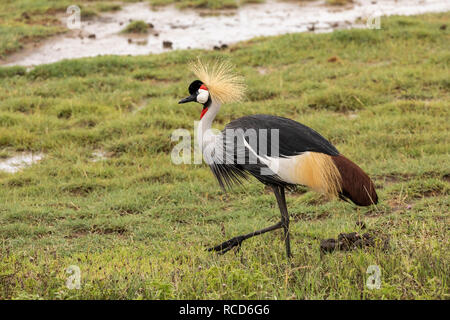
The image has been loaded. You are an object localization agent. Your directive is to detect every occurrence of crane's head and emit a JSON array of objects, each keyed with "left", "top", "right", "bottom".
[
  {"left": 178, "top": 80, "right": 210, "bottom": 105},
  {"left": 178, "top": 59, "right": 246, "bottom": 119},
  {"left": 178, "top": 80, "right": 211, "bottom": 119}
]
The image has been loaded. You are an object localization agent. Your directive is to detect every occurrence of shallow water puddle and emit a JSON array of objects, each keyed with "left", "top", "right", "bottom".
[
  {"left": 2, "top": 0, "right": 449, "bottom": 67},
  {"left": 91, "top": 150, "right": 111, "bottom": 162},
  {"left": 0, "top": 153, "right": 44, "bottom": 173}
]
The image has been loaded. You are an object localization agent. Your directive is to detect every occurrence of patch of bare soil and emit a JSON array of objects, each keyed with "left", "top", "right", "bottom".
[
  {"left": 92, "top": 225, "right": 127, "bottom": 235},
  {"left": 374, "top": 173, "right": 413, "bottom": 189},
  {"left": 292, "top": 211, "right": 330, "bottom": 222},
  {"left": 65, "top": 231, "right": 88, "bottom": 239}
]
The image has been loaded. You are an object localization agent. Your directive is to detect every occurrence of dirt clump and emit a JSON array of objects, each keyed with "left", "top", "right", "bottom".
[
  {"left": 320, "top": 231, "right": 389, "bottom": 253},
  {"left": 163, "top": 41, "right": 173, "bottom": 49}
]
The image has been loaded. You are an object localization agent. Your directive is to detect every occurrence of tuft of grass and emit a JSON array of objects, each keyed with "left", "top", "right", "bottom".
[
  {"left": 95, "top": 3, "right": 122, "bottom": 12},
  {"left": 121, "top": 20, "right": 150, "bottom": 34}
]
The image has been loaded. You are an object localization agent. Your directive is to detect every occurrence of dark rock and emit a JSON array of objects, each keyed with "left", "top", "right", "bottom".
[
  {"left": 338, "top": 232, "right": 361, "bottom": 250},
  {"left": 320, "top": 238, "right": 340, "bottom": 253},
  {"left": 88, "top": 34, "right": 96, "bottom": 39},
  {"left": 214, "top": 44, "right": 229, "bottom": 51},
  {"left": 338, "top": 232, "right": 360, "bottom": 242},
  {"left": 320, "top": 231, "right": 390, "bottom": 254},
  {"left": 163, "top": 41, "right": 173, "bottom": 49}
]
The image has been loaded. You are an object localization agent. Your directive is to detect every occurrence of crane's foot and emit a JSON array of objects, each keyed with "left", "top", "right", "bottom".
[
  {"left": 207, "top": 222, "right": 283, "bottom": 256},
  {"left": 207, "top": 235, "right": 245, "bottom": 255}
]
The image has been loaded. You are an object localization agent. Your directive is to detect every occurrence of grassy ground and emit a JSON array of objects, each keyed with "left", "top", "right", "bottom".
[{"left": 0, "top": 12, "right": 449, "bottom": 299}]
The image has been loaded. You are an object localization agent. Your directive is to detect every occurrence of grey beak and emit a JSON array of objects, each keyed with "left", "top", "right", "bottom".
[{"left": 178, "top": 94, "right": 197, "bottom": 104}]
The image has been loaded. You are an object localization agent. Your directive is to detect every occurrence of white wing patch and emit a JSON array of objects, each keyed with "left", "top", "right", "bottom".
[{"left": 242, "top": 138, "right": 308, "bottom": 184}]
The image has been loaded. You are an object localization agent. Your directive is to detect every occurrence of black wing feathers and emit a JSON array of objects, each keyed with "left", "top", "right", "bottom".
[
  {"left": 209, "top": 163, "right": 248, "bottom": 190},
  {"left": 225, "top": 114, "right": 339, "bottom": 157},
  {"left": 209, "top": 114, "right": 339, "bottom": 190}
]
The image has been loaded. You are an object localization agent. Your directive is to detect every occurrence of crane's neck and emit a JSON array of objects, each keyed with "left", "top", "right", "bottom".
[{"left": 197, "top": 98, "right": 221, "bottom": 151}]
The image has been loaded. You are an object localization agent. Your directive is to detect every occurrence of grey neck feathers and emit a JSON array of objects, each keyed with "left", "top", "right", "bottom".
[
  {"left": 200, "top": 98, "right": 221, "bottom": 132},
  {"left": 197, "top": 98, "right": 221, "bottom": 151}
]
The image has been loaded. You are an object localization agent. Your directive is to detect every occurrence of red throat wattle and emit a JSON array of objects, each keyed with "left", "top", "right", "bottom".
[
  {"left": 200, "top": 108, "right": 208, "bottom": 119},
  {"left": 199, "top": 84, "right": 208, "bottom": 119}
]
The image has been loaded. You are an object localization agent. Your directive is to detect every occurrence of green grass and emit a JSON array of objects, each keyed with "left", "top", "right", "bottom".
[
  {"left": 122, "top": 20, "right": 150, "bottom": 34},
  {"left": 0, "top": 12, "right": 449, "bottom": 299}
]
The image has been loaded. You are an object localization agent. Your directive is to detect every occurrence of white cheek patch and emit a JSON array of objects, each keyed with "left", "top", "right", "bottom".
[{"left": 197, "top": 89, "right": 209, "bottom": 104}]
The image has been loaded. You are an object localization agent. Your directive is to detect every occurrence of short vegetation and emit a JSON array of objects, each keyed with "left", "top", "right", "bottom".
[{"left": 0, "top": 5, "right": 448, "bottom": 299}]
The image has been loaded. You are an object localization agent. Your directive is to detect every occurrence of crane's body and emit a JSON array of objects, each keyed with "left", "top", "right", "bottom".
[{"left": 179, "top": 60, "right": 378, "bottom": 257}]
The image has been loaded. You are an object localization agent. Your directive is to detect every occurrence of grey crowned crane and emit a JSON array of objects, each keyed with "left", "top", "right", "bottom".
[{"left": 179, "top": 60, "right": 378, "bottom": 258}]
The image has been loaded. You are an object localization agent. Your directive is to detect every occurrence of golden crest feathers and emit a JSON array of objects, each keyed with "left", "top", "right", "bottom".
[{"left": 189, "top": 58, "right": 246, "bottom": 104}]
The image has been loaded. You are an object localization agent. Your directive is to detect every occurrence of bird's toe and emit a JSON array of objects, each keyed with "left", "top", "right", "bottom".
[{"left": 207, "top": 235, "right": 245, "bottom": 255}]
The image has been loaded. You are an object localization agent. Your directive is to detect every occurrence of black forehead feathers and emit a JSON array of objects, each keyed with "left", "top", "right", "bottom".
[{"left": 188, "top": 80, "right": 203, "bottom": 95}]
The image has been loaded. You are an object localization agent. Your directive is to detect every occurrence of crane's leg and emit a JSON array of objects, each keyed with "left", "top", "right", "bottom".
[
  {"left": 207, "top": 221, "right": 282, "bottom": 255},
  {"left": 273, "top": 185, "right": 292, "bottom": 258},
  {"left": 207, "top": 185, "right": 292, "bottom": 258}
]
